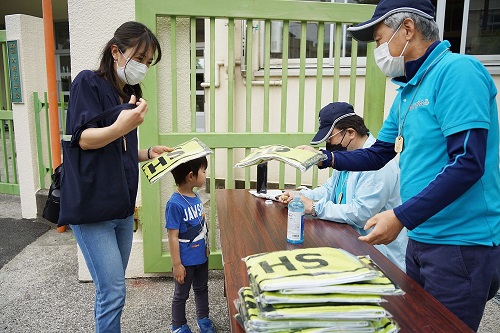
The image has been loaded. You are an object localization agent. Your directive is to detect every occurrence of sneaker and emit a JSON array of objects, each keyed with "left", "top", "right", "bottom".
[
  {"left": 197, "top": 317, "right": 216, "bottom": 333},
  {"left": 171, "top": 324, "right": 192, "bottom": 333}
]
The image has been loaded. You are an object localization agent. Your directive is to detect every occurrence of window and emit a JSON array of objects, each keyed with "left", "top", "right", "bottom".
[
  {"left": 269, "top": 20, "right": 368, "bottom": 59},
  {"left": 252, "top": 0, "right": 500, "bottom": 71},
  {"left": 195, "top": 19, "right": 205, "bottom": 132},
  {"left": 262, "top": 0, "right": 374, "bottom": 69},
  {"left": 54, "top": 21, "right": 71, "bottom": 132},
  {"left": 54, "top": 23, "right": 71, "bottom": 99},
  {"left": 440, "top": 0, "right": 500, "bottom": 57}
]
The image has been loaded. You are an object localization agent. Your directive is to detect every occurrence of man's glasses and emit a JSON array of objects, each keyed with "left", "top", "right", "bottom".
[{"left": 327, "top": 129, "right": 344, "bottom": 140}]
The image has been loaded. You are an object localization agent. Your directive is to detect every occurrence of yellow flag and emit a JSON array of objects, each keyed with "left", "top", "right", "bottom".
[
  {"left": 234, "top": 144, "right": 326, "bottom": 172},
  {"left": 141, "top": 138, "right": 212, "bottom": 184},
  {"left": 244, "top": 247, "right": 380, "bottom": 292}
]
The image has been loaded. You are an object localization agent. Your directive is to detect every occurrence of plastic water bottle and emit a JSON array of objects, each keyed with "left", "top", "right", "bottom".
[{"left": 287, "top": 193, "right": 305, "bottom": 244}]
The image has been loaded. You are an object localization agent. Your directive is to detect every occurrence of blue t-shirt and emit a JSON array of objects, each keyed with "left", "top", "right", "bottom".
[
  {"left": 165, "top": 192, "right": 208, "bottom": 266},
  {"left": 377, "top": 41, "right": 500, "bottom": 246}
]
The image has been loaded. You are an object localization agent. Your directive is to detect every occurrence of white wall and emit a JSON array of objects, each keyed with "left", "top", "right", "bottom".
[
  {"left": 68, "top": 0, "right": 134, "bottom": 78},
  {"left": 6, "top": 14, "right": 48, "bottom": 218},
  {"left": 67, "top": 0, "right": 154, "bottom": 280}
]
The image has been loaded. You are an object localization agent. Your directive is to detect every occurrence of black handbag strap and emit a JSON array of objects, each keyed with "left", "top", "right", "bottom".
[{"left": 62, "top": 103, "right": 135, "bottom": 144}]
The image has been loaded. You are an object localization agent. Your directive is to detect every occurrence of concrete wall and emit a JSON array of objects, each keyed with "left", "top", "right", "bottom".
[
  {"left": 68, "top": 0, "right": 134, "bottom": 78},
  {"left": 6, "top": 14, "right": 48, "bottom": 219},
  {"left": 67, "top": 0, "right": 152, "bottom": 280}
]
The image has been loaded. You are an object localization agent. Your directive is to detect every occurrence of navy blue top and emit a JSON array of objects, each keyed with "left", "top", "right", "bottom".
[{"left": 66, "top": 70, "right": 139, "bottom": 217}]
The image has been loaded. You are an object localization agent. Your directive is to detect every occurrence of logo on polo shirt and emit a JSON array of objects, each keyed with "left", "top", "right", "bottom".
[{"left": 409, "top": 98, "right": 429, "bottom": 111}]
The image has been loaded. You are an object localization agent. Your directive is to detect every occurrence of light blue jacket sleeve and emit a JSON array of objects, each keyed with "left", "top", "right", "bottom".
[
  {"left": 301, "top": 161, "right": 401, "bottom": 231},
  {"left": 302, "top": 135, "right": 407, "bottom": 271},
  {"left": 300, "top": 154, "right": 407, "bottom": 271},
  {"left": 300, "top": 135, "right": 402, "bottom": 231}
]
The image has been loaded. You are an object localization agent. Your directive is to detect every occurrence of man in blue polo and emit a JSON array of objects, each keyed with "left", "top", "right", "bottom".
[{"left": 316, "top": 0, "right": 500, "bottom": 331}]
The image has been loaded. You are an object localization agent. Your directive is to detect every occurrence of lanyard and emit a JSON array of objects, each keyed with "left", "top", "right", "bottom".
[
  {"left": 396, "top": 48, "right": 449, "bottom": 153},
  {"left": 335, "top": 171, "right": 349, "bottom": 204}
]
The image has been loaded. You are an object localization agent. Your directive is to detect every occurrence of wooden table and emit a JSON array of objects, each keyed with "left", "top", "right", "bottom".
[{"left": 216, "top": 189, "right": 472, "bottom": 333}]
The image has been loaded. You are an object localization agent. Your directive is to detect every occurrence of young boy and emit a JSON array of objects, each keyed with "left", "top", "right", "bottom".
[{"left": 166, "top": 156, "right": 216, "bottom": 333}]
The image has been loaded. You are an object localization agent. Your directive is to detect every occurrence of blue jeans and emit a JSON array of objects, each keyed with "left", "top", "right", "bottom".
[
  {"left": 406, "top": 239, "right": 500, "bottom": 331},
  {"left": 71, "top": 215, "right": 134, "bottom": 333}
]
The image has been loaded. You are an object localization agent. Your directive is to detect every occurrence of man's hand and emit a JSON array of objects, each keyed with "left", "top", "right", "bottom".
[
  {"left": 296, "top": 145, "right": 317, "bottom": 152},
  {"left": 318, "top": 149, "right": 333, "bottom": 169},
  {"left": 300, "top": 195, "right": 313, "bottom": 214},
  {"left": 296, "top": 145, "right": 333, "bottom": 169},
  {"left": 358, "top": 210, "right": 404, "bottom": 245},
  {"left": 278, "top": 190, "right": 295, "bottom": 204}
]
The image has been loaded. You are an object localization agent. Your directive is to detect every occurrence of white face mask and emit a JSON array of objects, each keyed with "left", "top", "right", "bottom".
[
  {"left": 374, "top": 24, "right": 409, "bottom": 77},
  {"left": 116, "top": 50, "right": 149, "bottom": 85}
]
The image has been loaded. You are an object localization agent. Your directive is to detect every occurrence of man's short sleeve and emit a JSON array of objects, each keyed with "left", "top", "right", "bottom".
[{"left": 433, "top": 56, "right": 492, "bottom": 137}]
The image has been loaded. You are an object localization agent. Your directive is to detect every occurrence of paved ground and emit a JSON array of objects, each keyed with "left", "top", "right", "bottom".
[
  {"left": 0, "top": 193, "right": 498, "bottom": 332},
  {"left": 0, "top": 217, "right": 50, "bottom": 270},
  {"left": 0, "top": 194, "right": 229, "bottom": 333}
]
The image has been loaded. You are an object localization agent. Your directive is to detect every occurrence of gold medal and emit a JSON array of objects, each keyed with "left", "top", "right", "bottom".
[{"left": 395, "top": 135, "right": 404, "bottom": 153}]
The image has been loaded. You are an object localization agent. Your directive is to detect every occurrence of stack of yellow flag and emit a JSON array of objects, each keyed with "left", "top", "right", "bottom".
[{"left": 235, "top": 247, "right": 403, "bottom": 333}]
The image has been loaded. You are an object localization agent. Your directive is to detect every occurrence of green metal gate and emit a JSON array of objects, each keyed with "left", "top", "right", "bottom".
[
  {"left": 0, "top": 30, "right": 19, "bottom": 195},
  {"left": 135, "top": 0, "right": 385, "bottom": 272}
]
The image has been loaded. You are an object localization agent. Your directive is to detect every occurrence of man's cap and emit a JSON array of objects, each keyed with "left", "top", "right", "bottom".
[
  {"left": 310, "top": 102, "right": 356, "bottom": 145},
  {"left": 347, "top": 0, "right": 435, "bottom": 42}
]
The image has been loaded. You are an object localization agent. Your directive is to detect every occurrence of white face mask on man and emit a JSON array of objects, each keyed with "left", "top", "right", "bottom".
[
  {"left": 374, "top": 24, "right": 409, "bottom": 77},
  {"left": 116, "top": 50, "right": 149, "bottom": 85}
]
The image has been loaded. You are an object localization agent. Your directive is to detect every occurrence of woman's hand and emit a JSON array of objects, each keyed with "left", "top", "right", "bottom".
[
  {"left": 139, "top": 145, "right": 174, "bottom": 162},
  {"left": 114, "top": 95, "right": 148, "bottom": 135},
  {"left": 79, "top": 95, "right": 148, "bottom": 150},
  {"left": 149, "top": 145, "right": 174, "bottom": 158}
]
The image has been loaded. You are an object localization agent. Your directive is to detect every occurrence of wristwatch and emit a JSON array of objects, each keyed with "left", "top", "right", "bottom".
[{"left": 311, "top": 201, "right": 318, "bottom": 217}]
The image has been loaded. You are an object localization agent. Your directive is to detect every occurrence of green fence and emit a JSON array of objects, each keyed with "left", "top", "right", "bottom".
[
  {"left": 136, "top": 0, "right": 386, "bottom": 273},
  {"left": 33, "top": 91, "right": 67, "bottom": 190},
  {"left": 0, "top": 30, "right": 19, "bottom": 195},
  {"left": 1, "top": 28, "right": 65, "bottom": 194}
]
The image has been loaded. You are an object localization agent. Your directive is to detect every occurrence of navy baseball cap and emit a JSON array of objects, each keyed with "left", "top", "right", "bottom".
[
  {"left": 310, "top": 102, "right": 356, "bottom": 145},
  {"left": 347, "top": 0, "right": 435, "bottom": 42}
]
